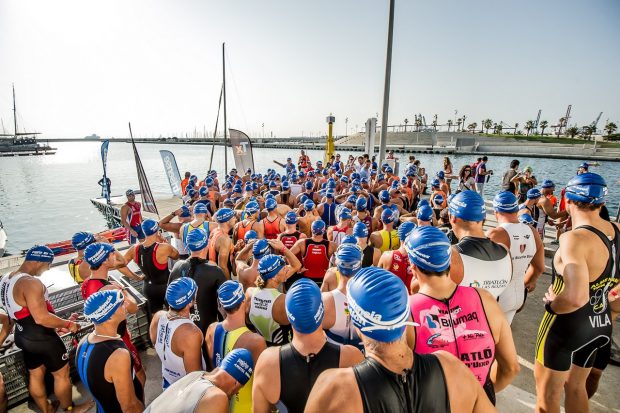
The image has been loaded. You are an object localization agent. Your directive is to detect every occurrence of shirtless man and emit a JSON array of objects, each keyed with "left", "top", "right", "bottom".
[{"left": 121, "top": 189, "right": 144, "bottom": 244}]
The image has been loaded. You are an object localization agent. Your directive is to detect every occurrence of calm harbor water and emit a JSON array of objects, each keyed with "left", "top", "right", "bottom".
[{"left": 0, "top": 141, "right": 618, "bottom": 255}]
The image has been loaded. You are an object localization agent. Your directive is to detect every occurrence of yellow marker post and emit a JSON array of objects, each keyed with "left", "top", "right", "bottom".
[{"left": 324, "top": 114, "right": 335, "bottom": 165}]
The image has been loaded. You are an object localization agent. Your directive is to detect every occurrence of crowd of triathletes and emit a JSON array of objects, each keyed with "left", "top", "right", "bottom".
[{"left": 0, "top": 150, "right": 618, "bottom": 413}]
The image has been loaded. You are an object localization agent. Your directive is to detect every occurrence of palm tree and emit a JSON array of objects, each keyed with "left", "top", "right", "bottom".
[
  {"left": 482, "top": 119, "right": 493, "bottom": 134},
  {"left": 557, "top": 117, "right": 566, "bottom": 137},
  {"left": 414, "top": 117, "right": 423, "bottom": 132},
  {"left": 467, "top": 123, "right": 477, "bottom": 133},
  {"left": 566, "top": 126, "right": 579, "bottom": 138},
  {"left": 524, "top": 120, "right": 535, "bottom": 136},
  {"left": 539, "top": 120, "right": 548, "bottom": 136},
  {"left": 447, "top": 119, "right": 453, "bottom": 132},
  {"left": 604, "top": 121, "right": 617, "bottom": 136},
  {"left": 514, "top": 123, "right": 519, "bottom": 135},
  {"left": 496, "top": 123, "right": 503, "bottom": 135},
  {"left": 581, "top": 125, "right": 595, "bottom": 140}
]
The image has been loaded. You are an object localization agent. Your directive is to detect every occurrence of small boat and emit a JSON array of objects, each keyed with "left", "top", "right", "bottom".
[
  {"left": 45, "top": 227, "right": 127, "bottom": 257},
  {"left": 0, "top": 220, "right": 6, "bottom": 257}
]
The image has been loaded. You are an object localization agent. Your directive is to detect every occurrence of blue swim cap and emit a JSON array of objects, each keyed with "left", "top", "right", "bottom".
[
  {"left": 282, "top": 181, "right": 290, "bottom": 190},
  {"left": 406, "top": 168, "right": 416, "bottom": 177},
  {"left": 199, "top": 186, "right": 208, "bottom": 197},
  {"left": 179, "top": 205, "right": 191, "bottom": 218},
  {"left": 341, "top": 176, "right": 349, "bottom": 183},
  {"left": 299, "top": 194, "right": 308, "bottom": 204},
  {"left": 493, "top": 191, "right": 519, "bottom": 213},
  {"left": 339, "top": 207, "right": 352, "bottom": 220},
  {"left": 84, "top": 290, "right": 124, "bottom": 324},
  {"left": 398, "top": 221, "right": 416, "bottom": 241},
  {"left": 194, "top": 203, "right": 209, "bottom": 215},
  {"left": 244, "top": 183, "right": 253, "bottom": 192},
  {"left": 381, "top": 208, "right": 395, "bottom": 224},
  {"left": 565, "top": 173, "right": 607, "bottom": 205},
  {"left": 311, "top": 219, "right": 326, "bottom": 235},
  {"left": 269, "top": 181, "right": 277, "bottom": 188},
  {"left": 385, "top": 166, "right": 393, "bottom": 174},
  {"left": 141, "top": 219, "right": 159, "bottom": 236},
  {"left": 527, "top": 188, "right": 542, "bottom": 200},
  {"left": 265, "top": 198, "right": 278, "bottom": 211},
  {"left": 541, "top": 180, "right": 555, "bottom": 189},
  {"left": 433, "top": 194, "right": 444, "bottom": 208},
  {"left": 355, "top": 197, "right": 367, "bottom": 211},
  {"left": 417, "top": 205, "right": 433, "bottom": 222},
  {"left": 252, "top": 239, "right": 270, "bottom": 260},
  {"left": 71, "top": 232, "right": 95, "bottom": 251},
  {"left": 245, "top": 201, "right": 260, "bottom": 215},
  {"left": 431, "top": 178, "right": 441, "bottom": 188},
  {"left": 188, "top": 189, "right": 197, "bottom": 197},
  {"left": 347, "top": 267, "right": 416, "bottom": 343},
  {"left": 448, "top": 191, "right": 486, "bottom": 222},
  {"left": 220, "top": 348, "right": 254, "bottom": 386},
  {"left": 215, "top": 208, "right": 235, "bottom": 223},
  {"left": 578, "top": 162, "right": 589, "bottom": 170},
  {"left": 190, "top": 175, "right": 198, "bottom": 182},
  {"left": 206, "top": 178, "right": 214, "bottom": 187},
  {"left": 342, "top": 235, "right": 357, "bottom": 245},
  {"left": 346, "top": 195, "right": 357, "bottom": 204},
  {"left": 84, "top": 243, "right": 114, "bottom": 266},
  {"left": 304, "top": 181, "right": 313, "bottom": 190},
  {"left": 353, "top": 222, "right": 369, "bottom": 238},
  {"left": 325, "top": 191, "right": 334, "bottom": 199},
  {"left": 418, "top": 199, "right": 430, "bottom": 208},
  {"left": 258, "top": 254, "right": 286, "bottom": 281},
  {"left": 519, "top": 213, "right": 535, "bottom": 226},
  {"left": 244, "top": 230, "right": 258, "bottom": 242},
  {"left": 233, "top": 185, "right": 243, "bottom": 193},
  {"left": 286, "top": 278, "right": 324, "bottom": 334},
  {"left": 303, "top": 199, "right": 315, "bottom": 211},
  {"left": 436, "top": 171, "right": 445, "bottom": 179},
  {"left": 335, "top": 244, "right": 363, "bottom": 276},
  {"left": 447, "top": 194, "right": 456, "bottom": 205},
  {"left": 379, "top": 190, "right": 390, "bottom": 203},
  {"left": 217, "top": 280, "right": 245, "bottom": 311},
  {"left": 404, "top": 226, "right": 452, "bottom": 273},
  {"left": 25, "top": 245, "right": 55, "bottom": 263},
  {"left": 166, "top": 277, "right": 198, "bottom": 310},
  {"left": 285, "top": 211, "right": 298, "bottom": 225},
  {"left": 186, "top": 228, "right": 209, "bottom": 251}
]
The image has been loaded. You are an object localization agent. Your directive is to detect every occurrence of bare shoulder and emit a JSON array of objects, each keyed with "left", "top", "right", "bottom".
[
  {"left": 196, "top": 386, "right": 228, "bottom": 413},
  {"left": 255, "top": 345, "right": 279, "bottom": 371},
  {"left": 306, "top": 367, "right": 361, "bottom": 413},
  {"left": 340, "top": 344, "right": 365, "bottom": 366}
]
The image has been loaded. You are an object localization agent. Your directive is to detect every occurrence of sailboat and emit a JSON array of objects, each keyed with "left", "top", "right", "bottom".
[{"left": 0, "top": 84, "right": 55, "bottom": 157}]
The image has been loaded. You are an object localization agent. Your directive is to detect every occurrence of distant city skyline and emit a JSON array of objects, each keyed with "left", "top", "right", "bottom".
[{"left": 0, "top": 0, "right": 618, "bottom": 139}]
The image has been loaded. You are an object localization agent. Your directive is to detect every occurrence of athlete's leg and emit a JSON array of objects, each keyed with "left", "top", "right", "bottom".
[
  {"left": 28, "top": 365, "right": 53, "bottom": 413},
  {"left": 585, "top": 368, "right": 603, "bottom": 399},
  {"left": 50, "top": 363, "right": 73, "bottom": 409},
  {"left": 564, "top": 364, "right": 592, "bottom": 413},
  {"left": 534, "top": 362, "right": 568, "bottom": 413}
]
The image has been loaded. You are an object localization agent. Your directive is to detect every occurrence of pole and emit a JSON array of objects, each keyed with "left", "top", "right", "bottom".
[
  {"left": 222, "top": 43, "right": 228, "bottom": 174},
  {"left": 379, "top": 0, "right": 395, "bottom": 165},
  {"left": 12, "top": 84, "right": 17, "bottom": 137}
]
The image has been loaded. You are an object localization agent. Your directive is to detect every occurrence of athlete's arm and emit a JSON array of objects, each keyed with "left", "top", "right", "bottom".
[
  {"left": 158, "top": 243, "right": 180, "bottom": 262},
  {"left": 123, "top": 246, "right": 136, "bottom": 264},
  {"left": 478, "top": 289, "right": 519, "bottom": 391},
  {"left": 270, "top": 239, "right": 301, "bottom": 278},
  {"left": 434, "top": 351, "right": 498, "bottom": 413},
  {"left": 235, "top": 240, "right": 255, "bottom": 271},
  {"left": 236, "top": 331, "right": 267, "bottom": 366},
  {"left": 21, "top": 279, "right": 78, "bottom": 331},
  {"left": 485, "top": 227, "right": 509, "bottom": 250},
  {"left": 149, "top": 311, "right": 164, "bottom": 344},
  {"left": 120, "top": 205, "right": 135, "bottom": 235},
  {"left": 252, "top": 347, "right": 280, "bottom": 413},
  {"left": 524, "top": 227, "right": 545, "bottom": 292},
  {"left": 305, "top": 368, "right": 362, "bottom": 413},
  {"left": 158, "top": 209, "right": 182, "bottom": 232},
  {"left": 449, "top": 248, "right": 464, "bottom": 284},
  {"left": 0, "top": 313, "right": 13, "bottom": 345},
  {"left": 369, "top": 232, "right": 382, "bottom": 249},
  {"left": 288, "top": 238, "right": 304, "bottom": 257},
  {"left": 547, "top": 231, "right": 590, "bottom": 313},
  {"left": 217, "top": 239, "right": 232, "bottom": 280},
  {"left": 107, "top": 349, "right": 144, "bottom": 413},
  {"left": 178, "top": 324, "right": 204, "bottom": 373},
  {"left": 320, "top": 268, "right": 337, "bottom": 292},
  {"left": 326, "top": 227, "right": 334, "bottom": 242},
  {"left": 377, "top": 251, "right": 391, "bottom": 270},
  {"left": 538, "top": 198, "right": 568, "bottom": 220}
]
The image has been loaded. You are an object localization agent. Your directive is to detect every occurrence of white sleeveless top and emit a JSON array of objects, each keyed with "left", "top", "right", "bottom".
[
  {"left": 499, "top": 223, "right": 537, "bottom": 284},
  {"left": 326, "top": 289, "right": 360, "bottom": 346},
  {"left": 155, "top": 315, "right": 204, "bottom": 389},
  {"left": 0, "top": 273, "right": 46, "bottom": 319},
  {"left": 456, "top": 237, "right": 513, "bottom": 298},
  {"left": 173, "top": 235, "right": 189, "bottom": 256},
  {"left": 145, "top": 371, "right": 214, "bottom": 413}
]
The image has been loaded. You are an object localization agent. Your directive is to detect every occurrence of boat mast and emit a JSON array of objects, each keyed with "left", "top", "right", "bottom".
[
  {"left": 12, "top": 83, "right": 17, "bottom": 138},
  {"left": 222, "top": 43, "right": 228, "bottom": 174}
]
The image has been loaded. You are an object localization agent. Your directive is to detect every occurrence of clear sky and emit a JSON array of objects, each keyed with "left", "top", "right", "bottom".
[{"left": 0, "top": 0, "right": 618, "bottom": 139}]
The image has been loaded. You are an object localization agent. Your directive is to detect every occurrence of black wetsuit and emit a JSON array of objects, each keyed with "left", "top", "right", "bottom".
[
  {"left": 353, "top": 354, "right": 451, "bottom": 413},
  {"left": 536, "top": 224, "right": 620, "bottom": 371},
  {"left": 76, "top": 338, "right": 144, "bottom": 412},
  {"left": 276, "top": 341, "right": 341, "bottom": 413},
  {"left": 362, "top": 245, "right": 374, "bottom": 268},
  {"left": 135, "top": 243, "right": 170, "bottom": 316},
  {"left": 168, "top": 258, "right": 226, "bottom": 365}
]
